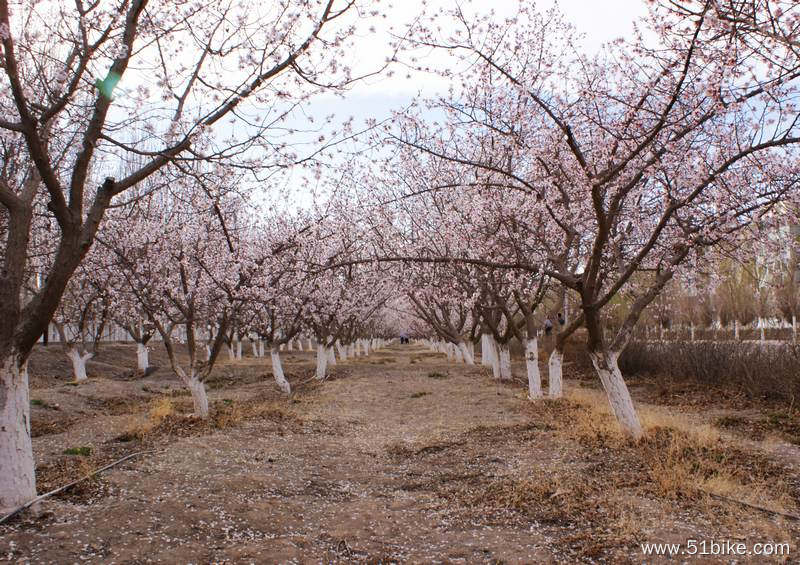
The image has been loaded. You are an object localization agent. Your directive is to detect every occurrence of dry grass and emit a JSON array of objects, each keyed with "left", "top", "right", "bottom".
[
  {"left": 35, "top": 455, "right": 110, "bottom": 504},
  {"left": 558, "top": 387, "right": 798, "bottom": 518},
  {"left": 475, "top": 474, "right": 586, "bottom": 523},
  {"left": 118, "top": 397, "right": 175, "bottom": 440},
  {"left": 117, "top": 395, "right": 300, "bottom": 443}
]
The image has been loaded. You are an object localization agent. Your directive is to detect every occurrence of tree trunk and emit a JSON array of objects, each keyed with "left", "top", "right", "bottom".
[
  {"left": 0, "top": 353, "right": 37, "bottom": 514},
  {"left": 498, "top": 343, "right": 511, "bottom": 380},
  {"left": 315, "top": 345, "right": 328, "bottom": 380},
  {"left": 490, "top": 340, "right": 501, "bottom": 379},
  {"left": 481, "top": 334, "right": 492, "bottom": 366},
  {"left": 336, "top": 341, "right": 347, "bottom": 362},
  {"left": 327, "top": 346, "right": 336, "bottom": 366},
  {"left": 454, "top": 343, "right": 464, "bottom": 363},
  {"left": 67, "top": 347, "right": 91, "bottom": 382},
  {"left": 548, "top": 348, "right": 563, "bottom": 398},
  {"left": 186, "top": 375, "right": 209, "bottom": 418},
  {"left": 259, "top": 340, "right": 265, "bottom": 358},
  {"left": 525, "top": 337, "right": 541, "bottom": 399},
  {"left": 226, "top": 343, "right": 235, "bottom": 360},
  {"left": 270, "top": 348, "right": 291, "bottom": 395},
  {"left": 588, "top": 350, "right": 642, "bottom": 439},
  {"left": 287, "top": 338, "right": 293, "bottom": 352},
  {"left": 251, "top": 339, "right": 258, "bottom": 357},
  {"left": 235, "top": 339, "right": 242, "bottom": 360},
  {"left": 458, "top": 341, "right": 474, "bottom": 365},
  {"left": 734, "top": 320, "right": 740, "bottom": 340},
  {"left": 136, "top": 342, "right": 149, "bottom": 372}
]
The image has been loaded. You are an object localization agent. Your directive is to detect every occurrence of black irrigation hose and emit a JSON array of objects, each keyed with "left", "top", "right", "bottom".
[{"left": 0, "top": 450, "right": 154, "bottom": 525}]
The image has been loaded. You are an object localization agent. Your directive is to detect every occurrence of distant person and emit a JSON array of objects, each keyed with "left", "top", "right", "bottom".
[
  {"left": 558, "top": 312, "right": 565, "bottom": 326},
  {"left": 544, "top": 318, "right": 553, "bottom": 336}
]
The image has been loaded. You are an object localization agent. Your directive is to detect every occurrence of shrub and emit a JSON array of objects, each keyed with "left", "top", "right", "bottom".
[{"left": 619, "top": 341, "right": 800, "bottom": 404}]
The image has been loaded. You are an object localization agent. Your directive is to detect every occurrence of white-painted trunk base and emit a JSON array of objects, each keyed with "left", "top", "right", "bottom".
[
  {"left": 588, "top": 351, "right": 642, "bottom": 439},
  {"left": 548, "top": 349, "right": 563, "bottom": 398},
  {"left": 525, "top": 338, "right": 541, "bottom": 399},
  {"left": 187, "top": 376, "right": 209, "bottom": 418},
  {"left": 458, "top": 341, "right": 475, "bottom": 365},
  {"left": 491, "top": 341, "right": 501, "bottom": 379},
  {"left": 67, "top": 348, "right": 91, "bottom": 382},
  {"left": 498, "top": 344, "right": 511, "bottom": 380},
  {"left": 480, "top": 334, "right": 492, "bottom": 366},
  {"left": 136, "top": 343, "right": 149, "bottom": 372},
  {"left": 270, "top": 349, "right": 291, "bottom": 395},
  {"left": 174, "top": 366, "right": 209, "bottom": 418},
  {"left": 0, "top": 354, "right": 37, "bottom": 513},
  {"left": 315, "top": 346, "right": 328, "bottom": 380}
]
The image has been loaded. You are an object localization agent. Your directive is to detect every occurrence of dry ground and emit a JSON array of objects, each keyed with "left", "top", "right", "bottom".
[{"left": 1, "top": 342, "right": 799, "bottom": 563}]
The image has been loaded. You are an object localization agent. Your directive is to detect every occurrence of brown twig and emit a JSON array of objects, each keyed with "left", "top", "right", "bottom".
[{"left": 705, "top": 492, "right": 800, "bottom": 521}]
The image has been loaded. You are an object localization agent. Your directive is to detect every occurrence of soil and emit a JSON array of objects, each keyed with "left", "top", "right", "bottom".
[{"left": 1, "top": 343, "right": 799, "bottom": 563}]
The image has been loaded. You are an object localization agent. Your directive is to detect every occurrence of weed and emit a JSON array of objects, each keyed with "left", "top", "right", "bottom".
[
  {"left": 410, "top": 391, "right": 429, "bottom": 398},
  {"left": 63, "top": 446, "right": 92, "bottom": 456},
  {"left": 427, "top": 371, "right": 447, "bottom": 379}
]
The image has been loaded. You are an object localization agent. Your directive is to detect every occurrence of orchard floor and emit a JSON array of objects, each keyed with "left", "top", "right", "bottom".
[{"left": 2, "top": 343, "right": 800, "bottom": 563}]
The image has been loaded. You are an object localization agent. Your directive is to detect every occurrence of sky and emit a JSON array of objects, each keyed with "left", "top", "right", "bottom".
[
  {"left": 310, "top": 0, "right": 651, "bottom": 123},
  {"left": 63, "top": 0, "right": 653, "bottom": 210},
  {"left": 269, "top": 0, "right": 652, "bottom": 207}
]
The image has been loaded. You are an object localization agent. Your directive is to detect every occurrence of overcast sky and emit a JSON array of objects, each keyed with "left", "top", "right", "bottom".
[
  {"left": 313, "top": 0, "right": 651, "bottom": 118},
  {"left": 262, "top": 0, "right": 653, "bottom": 208},
  {"left": 280, "top": 0, "right": 653, "bottom": 151}
]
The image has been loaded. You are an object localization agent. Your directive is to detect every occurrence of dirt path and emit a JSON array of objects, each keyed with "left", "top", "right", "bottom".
[
  {"left": 3, "top": 345, "right": 559, "bottom": 563},
  {"left": 4, "top": 343, "right": 799, "bottom": 563}
]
